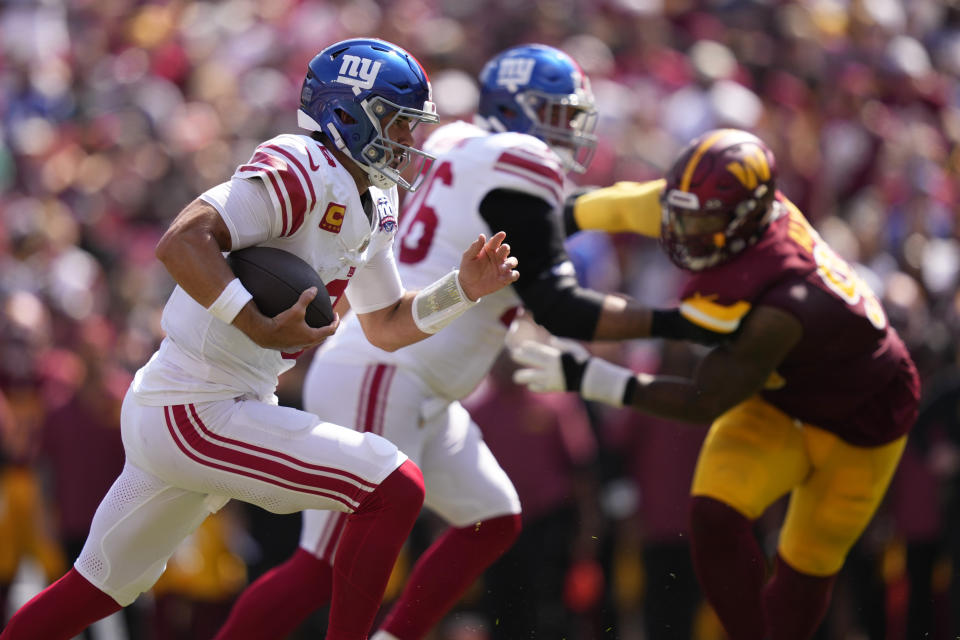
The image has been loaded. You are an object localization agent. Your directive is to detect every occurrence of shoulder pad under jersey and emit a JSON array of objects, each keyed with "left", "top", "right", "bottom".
[{"left": 478, "top": 132, "right": 565, "bottom": 206}]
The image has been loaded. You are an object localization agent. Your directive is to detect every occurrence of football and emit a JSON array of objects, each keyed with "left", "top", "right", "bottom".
[{"left": 226, "top": 247, "right": 335, "bottom": 328}]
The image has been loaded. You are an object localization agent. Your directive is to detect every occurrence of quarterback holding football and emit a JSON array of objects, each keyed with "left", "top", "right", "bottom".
[
  {"left": 216, "top": 43, "right": 681, "bottom": 640},
  {"left": 1, "top": 38, "right": 518, "bottom": 640}
]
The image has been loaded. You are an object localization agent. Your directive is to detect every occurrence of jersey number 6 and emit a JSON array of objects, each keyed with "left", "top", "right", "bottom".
[{"left": 398, "top": 161, "right": 453, "bottom": 264}]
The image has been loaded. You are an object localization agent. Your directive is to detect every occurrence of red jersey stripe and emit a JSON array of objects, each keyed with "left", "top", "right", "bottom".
[
  {"left": 496, "top": 151, "right": 564, "bottom": 187},
  {"left": 262, "top": 169, "right": 290, "bottom": 236},
  {"left": 264, "top": 144, "right": 315, "bottom": 235},
  {"left": 502, "top": 145, "right": 561, "bottom": 165},
  {"left": 362, "top": 364, "right": 390, "bottom": 433},
  {"left": 356, "top": 364, "right": 377, "bottom": 434},
  {"left": 251, "top": 150, "right": 306, "bottom": 237},
  {"left": 372, "top": 365, "right": 396, "bottom": 436},
  {"left": 265, "top": 144, "right": 317, "bottom": 204},
  {"left": 493, "top": 166, "right": 562, "bottom": 203},
  {"left": 326, "top": 278, "right": 349, "bottom": 308},
  {"left": 499, "top": 305, "right": 520, "bottom": 327}
]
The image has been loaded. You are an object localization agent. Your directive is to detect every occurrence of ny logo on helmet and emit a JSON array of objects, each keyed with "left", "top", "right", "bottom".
[
  {"left": 497, "top": 57, "right": 535, "bottom": 92},
  {"left": 726, "top": 147, "right": 770, "bottom": 189},
  {"left": 337, "top": 55, "right": 382, "bottom": 95}
]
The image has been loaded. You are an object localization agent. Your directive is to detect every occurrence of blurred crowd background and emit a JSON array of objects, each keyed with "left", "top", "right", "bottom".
[{"left": 2, "top": 0, "right": 960, "bottom": 638}]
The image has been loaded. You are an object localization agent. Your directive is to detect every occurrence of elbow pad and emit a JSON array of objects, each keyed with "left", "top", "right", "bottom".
[{"left": 517, "top": 271, "right": 605, "bottom": 340}]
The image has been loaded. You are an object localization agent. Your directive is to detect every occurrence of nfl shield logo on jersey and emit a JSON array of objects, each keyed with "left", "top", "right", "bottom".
[{"left": 376, "top": 196, "right": 397, "bottom": 232}]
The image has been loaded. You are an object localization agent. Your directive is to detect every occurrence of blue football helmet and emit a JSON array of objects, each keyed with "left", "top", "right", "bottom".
[
  {"left": 298, "top": 38, "right": 439, "bottom": 191},
  {"left": 477, "top": 44, "right": 598, "bottom": 173}
]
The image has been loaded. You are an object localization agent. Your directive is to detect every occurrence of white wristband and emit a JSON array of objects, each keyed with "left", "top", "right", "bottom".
[
  {"left": 581, "top": 358, "right": 635, "bottom": 407},
  {"left": 207, "top": 277, "right": 253, "bottom": 324},
  {"left": 412, "top": 269, "right": 479, "bottom": 334}
]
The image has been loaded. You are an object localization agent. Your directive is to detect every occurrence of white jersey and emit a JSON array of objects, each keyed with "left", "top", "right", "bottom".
[
  {"left": 133, "top": 133, "right": 402, "bottom": 405},
  {"left": 317, "top": 121, "right": 566, "bottom": 400}
]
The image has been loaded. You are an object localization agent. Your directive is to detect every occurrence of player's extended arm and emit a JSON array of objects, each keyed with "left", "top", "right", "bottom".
[
  {"left": 563, "top": 180, "right": 747, "bottom": 342},
  {"left": 563, "top": 179, "right": 666, "bottom": 238},
  {"left": 480, "top": 188, "right": 717, "bottom": 342},
  {"left": 355, "top": 232, "right": 519, "bottom": 352},
  {"left": 513, "top": 305, "right": 802, "bottom": 424},
  {"left": 155, "top": 199, "right": 336, "bottom": 351}
]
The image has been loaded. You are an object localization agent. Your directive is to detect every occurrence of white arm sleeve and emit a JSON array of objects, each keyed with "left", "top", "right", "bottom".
[
  {"left": 199, "top": 177, "right": 277, "bottom": 249},
  {"left": 344, "top": 244, "right": 405, "bottom": 313}
]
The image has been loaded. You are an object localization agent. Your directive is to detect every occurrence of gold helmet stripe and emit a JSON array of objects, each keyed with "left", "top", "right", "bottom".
[{"left": 680, "top": 129, "right": 735, "bottom": 192}]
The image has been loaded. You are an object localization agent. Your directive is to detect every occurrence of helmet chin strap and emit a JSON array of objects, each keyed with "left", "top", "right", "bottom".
[
  {"left": 319, "top": 119, "right": 400, "bottom": 189},
  {"left": 324, "top": 123, "right": 350, "bottom": 154}
]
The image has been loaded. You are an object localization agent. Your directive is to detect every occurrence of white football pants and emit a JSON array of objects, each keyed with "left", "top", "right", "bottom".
[
  {"left": 299, "top": 362, "right": 520, "bottom": 561},
  {"left": 75, "top": 389, "right": 405, "bottom": 605}
]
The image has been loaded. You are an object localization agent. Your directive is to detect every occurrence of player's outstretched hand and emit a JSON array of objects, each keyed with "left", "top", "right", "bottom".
[
  {"left": 457, "top": 231, "right": 519, "bottom": 301},
  {"left": 511, "top": 339, "right": 589, "bottom": 393},
  {"left": 242, "top": 287, "right": 341, "bottom": 351},
  {"left": 511, "top": 338, "right": 635, "bottom": 408}
]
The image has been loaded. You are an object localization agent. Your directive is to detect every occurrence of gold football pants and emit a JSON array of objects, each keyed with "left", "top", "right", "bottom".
[{"left": 691, "top": 395, "right": 906, "bottom": 576}]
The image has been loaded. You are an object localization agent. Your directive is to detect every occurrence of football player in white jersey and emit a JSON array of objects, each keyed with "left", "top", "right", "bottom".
[
  {"left": 0, "top": 38, "right": 519, "bottom": 640},
  {"left": 216, "top": 44, "right": 662, "bottom": 640}
]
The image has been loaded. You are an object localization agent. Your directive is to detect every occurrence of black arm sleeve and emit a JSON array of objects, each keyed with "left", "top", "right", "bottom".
[
  {"left": 479, "top": 188, "right": 606, "bottom": 340},
  {"left": 562, "top": 186, "right": 599, "bottom": 237},
  {"left": 650, "top": 308, "right": 735, "bottom": 346}
]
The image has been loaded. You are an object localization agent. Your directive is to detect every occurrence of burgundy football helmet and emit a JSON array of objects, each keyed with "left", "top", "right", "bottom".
[{"left": 660, "top": 128, "right": 777, "bottom": 271}]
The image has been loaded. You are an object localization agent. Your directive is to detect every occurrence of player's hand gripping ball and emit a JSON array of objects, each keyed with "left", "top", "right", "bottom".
[{"left": 226, "top": 247, "right": 335, "bottom": 328}]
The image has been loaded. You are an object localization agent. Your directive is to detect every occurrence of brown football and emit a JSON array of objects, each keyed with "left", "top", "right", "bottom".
[{"left": 226, "top": 247, "right": 334, "bottom": 328}]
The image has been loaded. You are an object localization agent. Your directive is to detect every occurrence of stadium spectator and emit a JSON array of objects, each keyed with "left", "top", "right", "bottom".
[{"left": 0, "top": 292, "right": 66, "bottom": 626}]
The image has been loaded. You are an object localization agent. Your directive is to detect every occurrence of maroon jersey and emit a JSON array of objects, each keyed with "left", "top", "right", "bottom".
[{"left": 678, "top": 194, "right": 919, "bottom": 446}]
